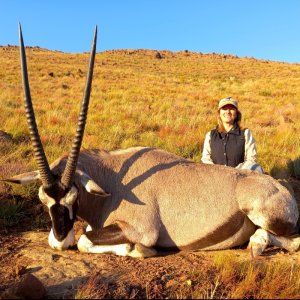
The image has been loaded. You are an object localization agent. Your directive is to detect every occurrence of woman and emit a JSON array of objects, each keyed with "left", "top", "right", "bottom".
[{"left": 201, "top": 96, "right": 263, "bottom": 173}]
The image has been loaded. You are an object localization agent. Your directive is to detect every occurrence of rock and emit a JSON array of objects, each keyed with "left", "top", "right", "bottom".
[
  {"left": 155, "top": 52, "right": 163, "bottom": 59},
  {"left": 15, "top": 273, "right": 46, "bottom": 299}
]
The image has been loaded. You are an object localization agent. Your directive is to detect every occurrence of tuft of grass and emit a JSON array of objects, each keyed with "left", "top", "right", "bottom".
[
  {"left": 206, "top": 252, "right": 300, "bottom": 299},
  {"left": 0, "top": 199, "right": 27, "bottom": 228}
]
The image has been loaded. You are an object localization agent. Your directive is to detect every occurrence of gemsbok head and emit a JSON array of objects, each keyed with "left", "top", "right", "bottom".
[{"left": 4, "top": 24, "right": 110, "bottom": 250}]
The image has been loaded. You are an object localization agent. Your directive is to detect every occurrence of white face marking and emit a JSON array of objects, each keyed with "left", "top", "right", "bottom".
[
  {"left": 39, "top": 185, "right": 78, "bottom": 249},
  {"left": 38, "top": 187, "right": 56, "bottom": 208},
  {"left": 61, "top": 186, "right": 78, "bottom": 205},
  {"left": 48, "top": 228, "right": 76, "bottom": 250},
  {"left": 38, "top": 186, "right": 78, "bottom": 220},
  {"left": 59, "top": 186, "right": 78, "bottom": 220}
]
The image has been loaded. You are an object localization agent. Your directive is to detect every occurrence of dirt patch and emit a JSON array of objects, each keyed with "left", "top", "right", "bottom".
[
  {"left": 0, "top": 228, "right": 96, "bottom": 298},
  {"left": 0, "top": 227, "right": 299, "bottom": 299}
]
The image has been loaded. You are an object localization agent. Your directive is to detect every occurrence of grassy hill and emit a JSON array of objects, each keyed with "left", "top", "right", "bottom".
[
  {"left": 0, "top": 45, "right": 300, "bottom": 191},
  {"left": 0, "top": 46, "right": 300, "bottom": 299}
]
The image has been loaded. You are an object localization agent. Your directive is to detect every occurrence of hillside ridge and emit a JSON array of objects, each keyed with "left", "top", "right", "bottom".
[{"left": 0, "top": 45, "right": 295, "bottom": 65}]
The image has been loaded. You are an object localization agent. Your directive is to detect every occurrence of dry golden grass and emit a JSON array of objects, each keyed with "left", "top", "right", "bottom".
[
  {"left": 1, "top": 46, "right": 300, "bottom": 299},
  {"left": 209, "top": 252, "right": 300, "bottom": 299},
  {"left": 1, "top": 46, "right": 300, "bottom": 174},
  {"left": 74, "top": 251, "right": 300, "bottom": 299}
]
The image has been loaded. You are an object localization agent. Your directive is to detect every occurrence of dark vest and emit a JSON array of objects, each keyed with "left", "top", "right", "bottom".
[{"left": 210, "top": 125, "right": 246, "bottom": 167}]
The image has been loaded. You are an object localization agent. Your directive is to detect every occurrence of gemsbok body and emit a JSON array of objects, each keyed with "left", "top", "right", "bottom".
[{"left": 3, "top": 25, "right": 300, "bottom": 258}]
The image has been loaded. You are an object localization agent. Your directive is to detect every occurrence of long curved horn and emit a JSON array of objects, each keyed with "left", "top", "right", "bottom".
[
  {"left": 19, "top": 23, "right": 54, "bottom": 187},
  {"left": 61, "top": 26, "right": 97, "bottom": 189}
]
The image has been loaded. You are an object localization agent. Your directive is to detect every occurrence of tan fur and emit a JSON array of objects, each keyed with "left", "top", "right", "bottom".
[{"left": 49, "top": 146, "right": 299, "bottom": 251}]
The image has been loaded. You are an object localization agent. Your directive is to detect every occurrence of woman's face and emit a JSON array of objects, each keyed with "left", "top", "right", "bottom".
[{"left": 219, "top": 105, "right": 237, "bottom": 125}]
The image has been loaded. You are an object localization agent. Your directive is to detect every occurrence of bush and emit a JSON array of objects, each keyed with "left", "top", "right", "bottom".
[{"left": 287, "top": 158, "right": 300, "bottom": 179}]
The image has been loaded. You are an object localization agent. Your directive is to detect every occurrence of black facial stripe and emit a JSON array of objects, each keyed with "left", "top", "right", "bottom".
[
  {"left": 50, "top": 201, "right": 78, "bottom": 241},
  {"left": 44, "top": 180, "right": 69, "bottom": 201},
  {"left": 43, "top": 178, "right": 79, "bottom": 241}
]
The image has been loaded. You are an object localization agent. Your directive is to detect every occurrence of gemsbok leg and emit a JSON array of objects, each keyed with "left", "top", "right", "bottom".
[
  {"left": 237, "top": 175, "right": 300, "bottom": 256},
  {"left": 77, "top": 224, "right": 157, "bottom": 257},
  {"left": 249, "top": 228, "right": 300, "bottom": 257}
]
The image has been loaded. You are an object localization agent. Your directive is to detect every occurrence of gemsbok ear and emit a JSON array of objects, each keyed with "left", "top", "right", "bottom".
[
  {"left": 1, "top": 171, "right": 40, "bottom": 185},
  {"left": 75, "top": 169, "right": 111, "bottom": 197}
]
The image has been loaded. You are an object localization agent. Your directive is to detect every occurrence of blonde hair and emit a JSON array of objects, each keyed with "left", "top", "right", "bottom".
[{"left": 217, "top": 110, "right": 243, "bottom": 132}]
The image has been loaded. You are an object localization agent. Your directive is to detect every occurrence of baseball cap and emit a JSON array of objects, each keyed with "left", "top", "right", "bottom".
[{"left": 218, "top": 96, "right": 238, "bottom": 110}]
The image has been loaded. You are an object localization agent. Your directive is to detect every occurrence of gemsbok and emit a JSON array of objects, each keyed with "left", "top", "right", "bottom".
[{"left": 2, "top": 25, "right": 300, "bottom": 258}]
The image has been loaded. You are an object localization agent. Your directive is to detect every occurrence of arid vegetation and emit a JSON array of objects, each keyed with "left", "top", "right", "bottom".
[
  {"left": 1, "top": 47, "right": 300, "bottom": 173},
  {"left": 75, "top": 251, "right": 300, "bottom": 299},
  {"left": 0, "top": 46, "right": 300, "bottom": 298}
]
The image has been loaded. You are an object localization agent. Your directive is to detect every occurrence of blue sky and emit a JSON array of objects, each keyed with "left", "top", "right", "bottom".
[{"left": 1, "top": 1, "right": 300, "bottom": 63}]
